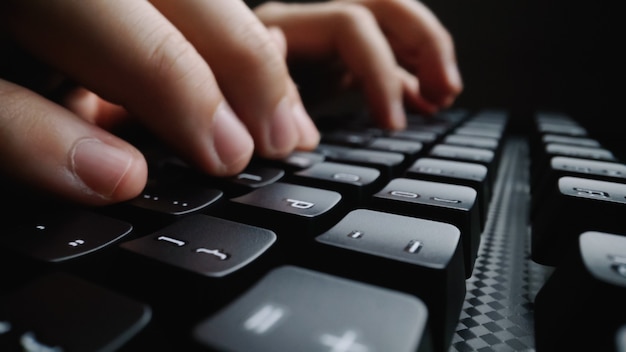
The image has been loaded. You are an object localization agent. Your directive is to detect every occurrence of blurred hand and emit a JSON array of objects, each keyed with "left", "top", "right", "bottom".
[{"left": 254, "top": 0, "right": 463, "bottom": 129}]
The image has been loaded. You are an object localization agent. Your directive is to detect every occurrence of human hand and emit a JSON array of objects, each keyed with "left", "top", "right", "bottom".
[
  {"left": 0, "top": 0, "right": 319, "bottom": 206},
  {"left": 254, "top": 0, "right": 463, "bottom": 129}
]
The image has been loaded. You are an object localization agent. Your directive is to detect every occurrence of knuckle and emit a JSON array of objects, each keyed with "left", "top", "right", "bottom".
[{"left": 333, "top": 3, "right": 377, "bottom": 29}]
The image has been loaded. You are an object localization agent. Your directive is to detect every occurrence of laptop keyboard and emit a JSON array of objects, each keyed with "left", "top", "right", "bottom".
[{"left": 1, "top": 108, "right": 625, "bottom": 352}]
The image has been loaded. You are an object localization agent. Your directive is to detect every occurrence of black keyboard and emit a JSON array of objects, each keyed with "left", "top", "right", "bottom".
[{"left": 1, "top": 108, "right": 625, "bottom": 352}]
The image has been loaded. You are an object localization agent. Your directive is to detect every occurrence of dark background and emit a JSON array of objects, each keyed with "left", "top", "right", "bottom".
[{"left": 420, "top": 0, "right": 622, "bottom": 155}]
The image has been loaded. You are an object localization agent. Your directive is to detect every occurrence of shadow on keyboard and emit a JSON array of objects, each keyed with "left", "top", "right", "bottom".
[{"left": 1, "top": 108, "right": 625, "bottom": 352}]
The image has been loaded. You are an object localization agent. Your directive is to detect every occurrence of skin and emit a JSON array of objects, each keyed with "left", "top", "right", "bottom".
[{"left": 0, "top": 0, "right": 462, "bottom": 206}]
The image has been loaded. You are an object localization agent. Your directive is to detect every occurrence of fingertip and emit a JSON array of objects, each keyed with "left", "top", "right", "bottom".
[
  {"left": 69, "top": 137, "right": 148, "bottom": 205},
  {"left": 292, "top": 101, "right": 321, "bottom": 150},
  {"left": 210, "top": 102, "right": 255, "bottom": 175}
]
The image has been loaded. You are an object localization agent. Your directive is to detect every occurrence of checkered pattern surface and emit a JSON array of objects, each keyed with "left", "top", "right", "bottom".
[{"left": 450, "top": 138, "right": 552, "bottom": 352}]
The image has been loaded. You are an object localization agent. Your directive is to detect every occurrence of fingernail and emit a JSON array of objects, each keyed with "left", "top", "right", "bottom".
[
  {"left": 212, "top": 102, "right": 254, "bottom": 171},
  {"left": 70, "top": 138, "right": 132, "bottom": 199},
  {"left": 268, "top": 96, "right": 298, "bottom": 156},
  {"left": 292, "top": 102, "right": 320, "bottom": 149}
]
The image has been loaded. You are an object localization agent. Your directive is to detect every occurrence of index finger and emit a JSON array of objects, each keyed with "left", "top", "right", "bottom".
[
  {"left": 1, "top": 0, "right": 254, "bottom": 176},
  {"left": 341, "top": 0, "right": 463, "bottom": 107}
]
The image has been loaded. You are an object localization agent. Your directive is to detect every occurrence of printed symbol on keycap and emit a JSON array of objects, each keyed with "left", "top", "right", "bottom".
[
  {"left": 348, "top": 230, "right": 364, "bottom": 239},
  {"left": 389, "top": 190, "right": 419, "bottom": 198},
  {"left": 319, "top": 329, "right": 369, "bottom": 352},
  {"left": 156, "top": 236, "right": 186, "bottom": 247},
  {"left": 430, "top": 196, "right": 462, "bottom": 204},
  {"left": 238, "top": 173, "right": 263, "bottom": 182},
  {"left": 35, "top": 225, "right": 45, "bottom": 230},
  {"left": 573, "top": 187, "right": 609, "bottom": 199},
  {"left": 286, "top": 198, "right": 315, "bottom": 209},
  {"left": 171, "top": 200, "right": 189, "bottom": 207},
  {"left": 333, "top": 173, "right": 360, "bottom": 182},
  {"left": 195, "top": 248, "right": 229, "bottom": 261},
  {"left": 609, "top": 255, "right": 626, "bottom": 278},
  {"left": 405, "top": 240, "right": 423, "bottom": 254},
  {"left": 21, "top": 331, "right": 62, "bottom": 352},
  {"left": 68, "top": 239, "right": 85, "bottom": 247},
  {"left": 243, "top": 304, "right": 286, "bottom": 335}
]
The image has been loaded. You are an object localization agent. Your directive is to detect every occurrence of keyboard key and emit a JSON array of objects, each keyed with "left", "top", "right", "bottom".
[
  {"left": 428, "top": 144, "right": 497, "bottom": 186},
  {"left": 194, "top": 265, "right": 432, "bottom": 352},
  {"left": 228, "top": 182, "right": 344, "bottom": 237},
  {"left": 289, "top": 161, "right": 384, "bottom": 202},
  {"left": 371, "top": 178, "right": 480, "bottom": 278},
  {"left": 119, "top": 214, "right": 276, "bottom": 278},
  {"left": 530, "top": 156, "right": 626, "bottom": 218},
  {"left": 531, "top": 176, "right": 626, "bottom": 265},
  {"left": 406, "top": 157, "right": 491, "bottom": 228},
  {"left": 534, "top": 231, "right": 626, "bottom": 352},
  {"left": 1, "top": 208, "right": 133, "bottom": 263},
  {"left": 315, "top": 209, "right": 465, "bottom": 352},
  {"left": 316, "top": 143, "right": 406, "bottom": 179},
  {"left": 0, "top": 272, "right": 151, "bottom": 352}
]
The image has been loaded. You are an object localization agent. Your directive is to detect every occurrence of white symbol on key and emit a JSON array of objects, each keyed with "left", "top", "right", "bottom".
[
  {"left": 319, "top": 330, "right": 369, "bottom": 352},
  {"left": 238, "top": 173, "right": 262, "bottom": 182},
  {"left": 244, "top": 304, "right": 286, "bottom": 334},
  {"left": 21, "top": 331, "right": 63, "bottom": 352},
  {"left": 157, "top": 236, "right": 186, "bottom": 247},
  {"left": 286, "top": 198, "right": 315, "bottom": 209},
  {"left": 195, "top": 248, "right": 229, "bottom": 260},
  {"left": 68, "top": 239, "right": 85, "bottom": 247}
]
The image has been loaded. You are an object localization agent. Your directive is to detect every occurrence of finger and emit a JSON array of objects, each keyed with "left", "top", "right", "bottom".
[
  {"left": 2, "top": 0, "right": 254, "bottom": 176},
  {"left": 268, "top": 26, "right": 288, "bottom": 59},
  {"left": 342, "top": 0, "right": 463, "bottom": 108},
  {"left": 0, "top": 79, "right": 147, "bottom": 205},
  {"left": 255, "top": 1, "right": 406, "bottom": 130},
  {"left": 396, "top": 66, "right": 439, "bottom": 114},
  {"left": 62, "top": 88, "right": 129, "bottom": 129},
  {"left": 151, "top": 0, "right": 320, "bottom": 158}
]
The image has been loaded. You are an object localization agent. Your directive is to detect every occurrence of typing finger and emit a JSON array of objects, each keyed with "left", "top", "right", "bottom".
[
  {"left": 2, "top": 0, "right": 254, "bottom": 177},
  {"left": 151, "top": 0, "right": 320, "bottom": 159},
  {"left": 340, "top": 0, "right": 463, "bottom": 108},
  {"left": 0, "top": 79, "right": 147, "bottom": 205},
  {"left": 255, "top": 1, "right": 406, "bottom": 130}
]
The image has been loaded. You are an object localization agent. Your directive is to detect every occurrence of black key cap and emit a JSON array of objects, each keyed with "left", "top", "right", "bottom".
[
  {"left": 386, "top": 129, "right": 438, "bottom": 146},
  {"left": 315, "top": 209, "right": 465, "bottom": 352},
  {"left": 290, "top": 161, "right": 384, "bottom": 202},
  {"left": 268, "top": 151, "right": 326, "bottom": 172},
  {"left": 1, "top": 208, "right": 132, "bottom": 263},
  {"left": 530, "top": 156, "right": 626, "bottom": 217},
  {"left": 531, "top": 176, "right": 626, "bottom": 265},
  {"left": 367, "top": 137, "right": 424, "bottom": 159},
  {"left": 0, "top": 272, "right": 151, "bottom": 352},
  {"left": 126, "top": 180, "right": 223, "bottom": 217},
  {"left": 228, "top": 182, "right": 343, "bottom": 237},
  {"left": 194, "top": 265, "right": 432, "bottom": 352},
  {"left": 534, "top": 231, "right": 626, "bottom": 352},
  {"left": 443, "top": 133, "right": 499, "bottom": 151},
  {"left": 119, "top": 214, "right": 276, "bottom": 278},
  {"left": 428, "top": 144, "right": 497, "bottom": 186},
  {"left": 316, "top": 143, "right": 406, "bottom": 178},
  {"left": 371, "top": 178, "right": 480, "bottom": 278},
  {"left": 406, "top": 157, "right": 490, "bottom": 229}
]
